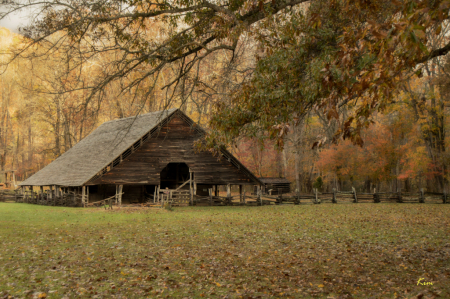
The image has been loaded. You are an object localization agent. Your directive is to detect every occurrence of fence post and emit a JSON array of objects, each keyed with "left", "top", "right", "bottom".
[
  {"left": 419, "top": 188, "right": 425, "bottom": 203},
  {"left": 295, "top": 189, "right": 300, "bottom": 205},
  {"left": 314, "top": 188, "right": 320, "bottom": 204},
  {"left": 278, "top": 189, "right": 283, "bottom": 205},
  {"left": 352, "top": 187, "right": 358, "bottom": 203},
  {"left": 373, "top": 188, "right": 380, "bottom": 203},
  {"left": 332, "top": 188, "right": 337, "bottom": 203},
  {"left": 396, "top": 189, "right": 403, "bottom": 203}
]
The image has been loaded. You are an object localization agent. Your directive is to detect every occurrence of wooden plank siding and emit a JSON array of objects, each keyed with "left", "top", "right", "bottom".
[{"left": 90, "top": 115, "right": 255, "bottom": 185}]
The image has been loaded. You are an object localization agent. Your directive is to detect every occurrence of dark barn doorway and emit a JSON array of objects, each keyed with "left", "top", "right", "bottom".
[{"left": 160, "top": 162, "right": 190, "bottom": 189}]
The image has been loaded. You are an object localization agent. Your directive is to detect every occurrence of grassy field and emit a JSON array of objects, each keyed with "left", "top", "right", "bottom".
[{"left": 0, "top": 203, "right": 449, "bottom": 299}]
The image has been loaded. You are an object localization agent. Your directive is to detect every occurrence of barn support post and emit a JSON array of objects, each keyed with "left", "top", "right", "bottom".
[
  {"left": 40, "top": 186, "right": 44, "bottom": 201},
  {"left": 52, "top": 186, "right": 56, "bottom": 206},
  {"left": 115, "top": 185, "right": 118, "bottom": 204},
  {"left": 239, "top": 185, "right": 243, "bottom": 204},
  {"left": 87, "top": 186, "right": 89, "bottom": 205},
  {"left": 29, "top": 186, "right": 33, "bottom": 203},
  {"left": 209, "top": 188, "right": 212, "bottom": 206},
  {"left": 443, "top": 191, "right": 447, "bottom": 204},
  {"left": 189, "top": 170, "right": 193, "bottom": 205},
  {"left": 118, "top": 185, "right": 123, "bottom": 206},
  {"left": 226, "top": 184, "right": 231, "bottom": 205},
  {"left": 243, "top": 189, "right": 246, "bottom": 204},
  {"left": 154, "top": 188, "right": 157, "bottom": 203},
  {"left": 82, "top": 186, "right": 86, "bottom": 207},
  {"left": 49, "top": 185, "right": 53, "bottom": 201},
  {"left": 157, "top": 185, "right": 160, "bottom": 202},
  {"left": 193, "top": 180, "right": 197, "bottom": 204},
  {"left": 12, "top": 171, "right": 16, "bottom": 188},
  {"left": 257, "top": 185, "right": 262, "bottom": 206},
  {"left": 214, "top": 185, "right": 218, "bottom": 197}
]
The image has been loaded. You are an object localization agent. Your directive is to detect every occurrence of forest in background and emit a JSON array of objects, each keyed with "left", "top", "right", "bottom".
[{"left": 1, "top": 0, "right": 450, "bottom": 194}]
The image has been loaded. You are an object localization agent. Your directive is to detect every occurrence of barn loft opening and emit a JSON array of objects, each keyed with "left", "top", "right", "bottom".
[{"left": 160, "top": 162, "right": 190, "bottom": 189}]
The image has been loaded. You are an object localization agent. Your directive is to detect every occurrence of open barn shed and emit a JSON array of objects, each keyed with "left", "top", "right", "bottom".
[
  {"left": 18, "top": 109, "right": 262, "bottom": 207},
  {"left": 259, "top": 177, "right": 291, "bottom": 195}
]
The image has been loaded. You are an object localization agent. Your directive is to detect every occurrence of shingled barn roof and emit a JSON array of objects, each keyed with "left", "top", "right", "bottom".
[
  {"left": 20, "top": 109, "right": 262, "bottom": 187},
  {"left": 20, "top": 109, "right": 177, "bottom": 186}
]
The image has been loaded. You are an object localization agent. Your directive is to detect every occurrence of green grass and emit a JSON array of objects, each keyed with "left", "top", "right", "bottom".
[{"left": 0, "top": 203, "right": 449, "bottom": 298}]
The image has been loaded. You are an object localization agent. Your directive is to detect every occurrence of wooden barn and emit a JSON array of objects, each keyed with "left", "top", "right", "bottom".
[
  {"left": 259, "top": 177, "right": 291, "bottom": 195},
  {"left": 18, "top": 109, "right": 263, "bottom": 206}
]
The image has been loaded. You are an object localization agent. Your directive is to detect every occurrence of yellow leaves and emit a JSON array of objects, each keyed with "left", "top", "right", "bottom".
[
  {"left": 215, "top": 282, "right": 222, "bottom": 287},
  {"left": 0, "top": 27, "right": 11, "bottom": 37},
  {"left": 318, "top": 284, "right": 324, "bottom": 288},
  {"left": 38, "top": 293, "right": 47, "bottom": 298}
]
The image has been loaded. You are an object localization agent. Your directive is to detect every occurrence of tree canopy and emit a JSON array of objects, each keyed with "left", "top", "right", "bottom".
[{"left": 2, "top": 0, "right": 450, "bottom": 150}]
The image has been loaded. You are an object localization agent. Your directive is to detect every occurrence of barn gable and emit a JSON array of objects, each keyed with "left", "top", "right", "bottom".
[
  {"left": 19, "top": 109, "right": 260, "bottom": 187},
  {"left": 89, "top": 112, "right": 259, "bottom": 185}
]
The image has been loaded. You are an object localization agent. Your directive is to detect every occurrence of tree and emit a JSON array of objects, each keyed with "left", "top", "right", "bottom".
[
  {"left": 204, "top": 0, "right": 450, "bottom": 149},
  {"left": 2, "top": 0, "right": 450, "bottom": 151},
  {"left": 312, "top": 176, "right": 323, "bottom": 190}
]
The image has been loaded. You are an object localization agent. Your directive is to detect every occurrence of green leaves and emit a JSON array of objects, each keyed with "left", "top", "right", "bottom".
[{"left": 204, "top": 0, "right": 450, "bottom": 149}]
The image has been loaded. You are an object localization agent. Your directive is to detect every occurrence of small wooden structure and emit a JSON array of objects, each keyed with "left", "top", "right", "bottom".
[
  {"left": 259, "top": 177, "right": 291, "bottom": 195},
  {"left": 18, "top": 109, "right": 262, "bottom": 207}
]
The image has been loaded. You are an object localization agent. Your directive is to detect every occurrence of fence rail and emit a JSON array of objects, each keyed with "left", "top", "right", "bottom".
[
  {"left": 261, "top": 189, "right": 450, "bottom": 205},
  {"left": 2, "top": 187, "right": 449, "bottom": 207}
]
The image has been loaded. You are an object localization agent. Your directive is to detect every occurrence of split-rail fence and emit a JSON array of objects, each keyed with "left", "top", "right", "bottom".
[{"left": 2, "top": 186, "right": 449, "bottom": 208}]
